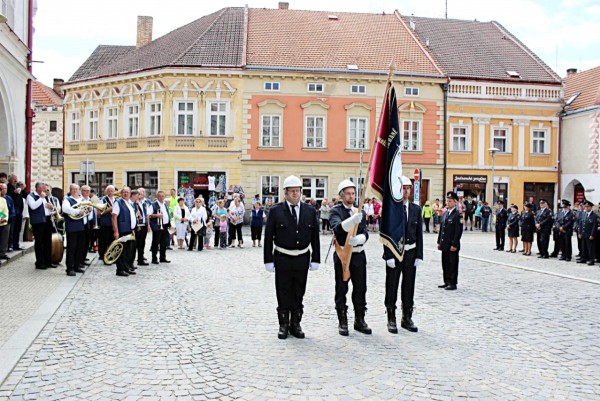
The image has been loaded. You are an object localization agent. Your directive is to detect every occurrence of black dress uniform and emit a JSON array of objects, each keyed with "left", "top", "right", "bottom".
[
  {"left": 535, "top": 204, "right": 553, "bottom": 258},
  {"left": 578, "top": 202, "right": 598, "bottom": 265},
  {"left": 558, "top": 201, "right": 574, "bottom": 261},
  {"left": 384, "top": 200, "right": 423, "bottom": 333},
  {"left": 507, "top": 211, "right": 520, "bottom": 238},
  {"left": 575, "top": 207, "right": 585, "bottom": 257},
  {"left": 437, "top": 193, "right": 463, "bottom": 290},
  {"left": 520, "top": 209, "right": 535, "bottom": 243},
  {"left": 550, "top": 208, "right": 564, "bottom": 257},
  {"left": 329, "top": 204, "right": 370, "bottom": 336},
  {"left": 264, "top": 201, "right": 320, "bottom": 339},
  {"left": 495, "top": 205, "right": 508, "bottom": 250}
]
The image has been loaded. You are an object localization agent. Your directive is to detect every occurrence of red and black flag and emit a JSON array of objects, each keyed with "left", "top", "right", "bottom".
[{"left": 369, "top": 83, "right": 405, "bottom": 260}]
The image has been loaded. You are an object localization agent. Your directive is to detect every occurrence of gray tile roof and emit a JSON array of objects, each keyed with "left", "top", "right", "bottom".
[
  {"left": 411, "top": 16, "right": 561, "bottom": 84},
  {"left": 68, "top": 7, "right": 245, "bottom": 83}
]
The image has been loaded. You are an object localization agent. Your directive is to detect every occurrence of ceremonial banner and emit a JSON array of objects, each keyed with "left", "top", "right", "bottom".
[{"left": 369, "top": 83, "right": 405, "bottom": 260}]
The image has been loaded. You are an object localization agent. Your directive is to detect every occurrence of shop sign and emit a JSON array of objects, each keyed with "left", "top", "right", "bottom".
[{"left": 453, "top": 175, "right": 487, "bottom": 184}]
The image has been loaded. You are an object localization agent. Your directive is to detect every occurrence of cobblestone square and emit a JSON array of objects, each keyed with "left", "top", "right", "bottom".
[{"left": 0, "top": 230, "right": 599, "bottom": 400}]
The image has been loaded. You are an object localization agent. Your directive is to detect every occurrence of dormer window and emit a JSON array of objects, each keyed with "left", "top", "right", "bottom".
[{"left": 506, "top": 70, "right": 520, "bottom": 78}]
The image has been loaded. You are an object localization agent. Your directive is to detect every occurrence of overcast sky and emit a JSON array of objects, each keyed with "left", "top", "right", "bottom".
[{"left": 32, "top": 0, "right": 600, "bottom": 85}]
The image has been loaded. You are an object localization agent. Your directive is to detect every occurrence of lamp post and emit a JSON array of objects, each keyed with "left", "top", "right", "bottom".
[{"left": 488, "top": 147, "right": 500, "bottom": 232}]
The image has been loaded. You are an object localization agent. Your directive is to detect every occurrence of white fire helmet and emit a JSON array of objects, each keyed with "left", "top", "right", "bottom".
[
  {"left": 283, "top": 175, "right": 302, "bottom": 190},
  {"left": 338, "top": 179, "right": 356, "bottom": 195},
  {"left": 400, "top": 176, "right": 413, "bottom": 187}
]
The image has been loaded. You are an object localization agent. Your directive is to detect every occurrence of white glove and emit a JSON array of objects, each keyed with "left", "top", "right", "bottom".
[
  {"left": 386, "top": 259, "right": 396, "bottom": 268},
  {"left": 341, "top": 212, "right": 363, "bottom": 231},
  {"left": 264, "top": 263, "right": 275, "bottom": 273},
  {"left": 309, "top": 262, "right": 319, "bottom": 271},
  {"left": 348, "top": 234, "right": 366, "bottom": 246},
  {"left": 415, "top": 258, "right": 423, "bottom": 268}
]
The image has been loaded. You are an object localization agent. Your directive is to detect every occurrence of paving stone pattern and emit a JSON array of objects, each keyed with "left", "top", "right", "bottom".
[{"left": 0, "top": 229, "right": 599, "bottom": 400}]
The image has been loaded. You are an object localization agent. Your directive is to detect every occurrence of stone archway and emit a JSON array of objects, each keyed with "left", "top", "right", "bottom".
[
  {"left": 562, "top": 178, "right": 584, "bottom": 204},
  {"left": 0, "top": 75, "right": 14, "bottom": 172}
]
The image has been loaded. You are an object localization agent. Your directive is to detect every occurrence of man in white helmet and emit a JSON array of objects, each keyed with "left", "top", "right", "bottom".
[
  {"left": 384, "top": 175, "right": 423, "bottom": 333},
  {"left": 329, "top": 179, "right": 371, "bottom": 336},
  {"left": 264, "top": 175, "right": 321, "bottom": 340}
]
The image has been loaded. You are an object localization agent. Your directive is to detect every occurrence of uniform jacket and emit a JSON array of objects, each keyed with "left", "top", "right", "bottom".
[
  {"left": 495, "top": 208, "right": 508, "bottom": 228},
  {"left": 519, "top": 211, "right": 535, "bottom": 233},
  {"left": 535, "top": 208, "right": 553, "bottom": 233},
  {"left": 575, "top": 210, "right": 586, "bottom": 233},
  {"left": 506, "top": 212, "right": 519, "bottom": 229},
  {"left": 581, "top": 211, "right": 599, "bottom": 239},
  {"left": 382, "top": 201, "right": 423, "bottom": 261},
  {"left": 263, "top": 201, "right": 320, "bottom": 265},
  {"left": 558, "top": 209, "right": 574, "bottom": 236},
  {"left": 329, "top": 204, "right": 369, "bottom": 252},
  {"left": 437, "top": 208, "right": 463, "bottom": 251}
]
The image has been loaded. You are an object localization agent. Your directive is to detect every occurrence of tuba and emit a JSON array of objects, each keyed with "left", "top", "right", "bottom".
[{"left": 103, "top": 232, "right": 136, "bottom": 265}]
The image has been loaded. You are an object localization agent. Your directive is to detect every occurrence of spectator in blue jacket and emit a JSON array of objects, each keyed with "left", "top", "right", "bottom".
[{"left": 250, "top": 201, "right": 265, "bottom": 247}]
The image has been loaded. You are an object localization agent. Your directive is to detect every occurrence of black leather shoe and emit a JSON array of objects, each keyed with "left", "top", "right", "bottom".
[
  {"left": 116, "top": 270, "right": 129, "bottom": 277},
  {"left": 126, "top": 269, "right": 137, "bottom": 275},
  {"left": 438, "top": 283, "right": 448, "bottom": 288},
  {"left": 152, "top": 260, "right": 159, "bottom": 265},
  {"left": 587, "top": 262, "right": 595, "bottom": 266},
  {"left": 577, "top": 260, "right": 587, "bottom": 264},
  {"left": 549, "top": 254, "right": 558, "bottom": 258},
  {"left": 45, "top": 264, "right": 58, "bottom": 268},
  {"left": 160, "top": 259, "right": 171, "bottom": 263},
  {"left": 386, "top": 308, "right": 398, "bottom": 334},
  {"left": 35, "top": 265, "right": 47, "bottom": 270},
  {"left": 66, "top": 271, "right": 76, "bottom": 276},
  {"left": 0, "top": 255, "right": 9, "bottom": 260},
  {"left": 137, "top": 262, "right": 149, "bottom": 266},
  {"left": 445, "top": 285, "right": 457, "bottom": 290},
  {"left": 541, "top": 255, "right": 549, "bottom": 259},
  {"left": 82, "top": 261, "right": 91, "bottom": 266},
  {"left": 74, "top": 268, "right": 85, "bottom": 273},
  {"left": 559, "top": 257, "right": 566, "bottom": 261}
]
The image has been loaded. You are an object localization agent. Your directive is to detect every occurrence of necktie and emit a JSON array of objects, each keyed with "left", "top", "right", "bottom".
[{"left": 291, "top": 205, "right": 298, "bottom": 224}]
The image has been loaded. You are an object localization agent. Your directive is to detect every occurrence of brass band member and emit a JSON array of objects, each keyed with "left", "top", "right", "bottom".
[
  {"left": 133, "top": 188, "right": 149, "bottom": 266},
  {"left": 111, "top": 187, "right": 137, "bottom": 276},
  {"left": 148, "top": 190, "right": 171, "bottom": 264},
  {"left": 264, "top": 175, "right": 320, "bottom": 340},
  {"left": 62, "top": 184, "right": 87, "bottom": 276},
  {"left": 329, "top": 179, "right": 371, "bottom": 336},
  {"left": 99, "top": 185, "right": 116, "bottom": 261},
  {"left": 27, "top": 182, "right": 56, "bottom": 270},
  {"left": 79, "top": 185, "right": 93, "bottom": 268}
]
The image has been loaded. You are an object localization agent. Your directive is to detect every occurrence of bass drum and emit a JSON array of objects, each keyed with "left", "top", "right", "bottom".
[{"left": 51, "top": 233, "right": 64, "bottom": 264}]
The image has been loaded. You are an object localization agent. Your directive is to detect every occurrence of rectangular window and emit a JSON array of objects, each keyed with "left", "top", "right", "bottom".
[
  {"left": 126, "top": 105, "right": 139, "bottom": 138},
  {"left": 531, "top": 129, "right": 548, "bottom": 154},
  {"left": 87, "top": 109, "right": 99, "bottom": 140},
  {"left": 70, "top": 111, "right": 80, "bottom": 141},
  {"left": 308, "top": 83, "right": 324, "bottom": 93},
  {"left": 264, "top": 82, "right": 280, "bottom": 91},
  {"left": 305, "top": 116, "right": 325, "bottom": 148},
  {"left": 208, "top": 101, "right": 228, "bottom": 136},
  {"left": 404, "top": 87, "right": 420, "bottom": 96},
  {"left": 493, "top": 128, "right": 509, "bottom": 152},
  {"left": 301, "top": 177, "right": 327, "bottom": 201},
  {"left": 106, "top": 107, "right": 118, "bottom": 139},
  {"left": 402, "top": 120, "right": 421, "bottom": 151},
  {"left": 348, "top": 117, "right": 368, "bottom": 149},
  {"left": 175, "top": 101, "right": 194, "bottom": 136},
  {"left": 261, "top": 115, "right": 281, "bottom": 147},
  {"left": 147, "top": 102, "right": 162, "bottom": 136},
  {"left": 451, "top": 126, "right": 469, "bottom": 151},
  {"left": 49, "top": 120, "right": 57, "bottom": 132},
  {"left": 71, "top": 172, "right": 114, "bottom": 195},
  {"left": 127, "top": 171, "right": 159, "bottom": 198},
  {"left": 261, "top": 175, "right": 280, "bottom": 203},
  {"left": 50, "top": 148, "right": 63, "bottom": 167},
  {"left": 351, "top": 85, "right": 366, "bottom": 94}
]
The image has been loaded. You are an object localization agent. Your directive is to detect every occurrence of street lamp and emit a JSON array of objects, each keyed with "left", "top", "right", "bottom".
[{"left": 488, "top": 147, "right": 500, "bottom": 232}]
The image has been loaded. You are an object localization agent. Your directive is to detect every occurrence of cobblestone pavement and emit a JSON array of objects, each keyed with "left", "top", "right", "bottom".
[{"left": 0, "top": 228, "right": 599, "bottom": 400}]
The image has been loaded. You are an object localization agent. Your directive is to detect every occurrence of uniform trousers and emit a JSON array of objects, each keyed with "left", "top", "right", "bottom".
[
  {"left": 80, "top": 226, "right": 91, "bottom": 265},
  {"left": 551, "top": 230, "right": 560, "bottom": 255},
  {"left": 274, "top": 252, "right": 310, "bottom": 312},
  {"left": 582, "top": 237, "right": 596, "bottom": 263},
  {"left": 559, "top": 233, "right": 572, "bottom": 259},
  {"left": 10, "top": 213, "right": 22, "bottom": 248},
  {"left": 115, "top": 231, "right": 135, "bottom": 272},
  {"left": 135, "top": 228, "right": 147, "bottom": 263},
  {"left": 99, "top": 226, "right": 113, "bottom": 258},
  {"left": 537, "top": 231, "right": 550, "bottom": 256},
  {"left": 384, "top": 248, "right": 416, "bottom": 310},
  {"left": 151, "top": 228, "right": 168, "bottom": 261},
  {"left": 495, "top": 226, "right": 506, "bottom": 249},
  {"left": 32, "top": 219, "right": 53, "bottom": 268},
  {"left": 66, "top": 230, "right": 86, "bottom": 272},
  {"left": 441, "top": 249, "right": 459, "bottom": 286},
  {"left": 333, "top": 252, "right": 367, "bottom": 311}
]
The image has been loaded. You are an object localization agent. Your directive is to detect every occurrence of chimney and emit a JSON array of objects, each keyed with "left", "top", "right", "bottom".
[
  {"left": 278, "top": 2, "right": 289, "bottom": 9},
  {"left": 136, "top": 16, "right": 153, "bottom": 48},
  {"left": 566, "top": 68, "right": 578, "bottom": 76},
  {"left": 53, "top": 78, "right": 64, "bottom": 97}
]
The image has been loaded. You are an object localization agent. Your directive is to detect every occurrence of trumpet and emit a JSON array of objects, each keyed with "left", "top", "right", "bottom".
[
  {"left": 69, "top": 201, "right": 107, "bottom": 220},
  {"left": 103, "top": 232, "right": 136, "bottom": 265}
]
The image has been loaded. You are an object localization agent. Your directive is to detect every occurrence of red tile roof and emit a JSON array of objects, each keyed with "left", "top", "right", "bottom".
[
  {"left": 32, "top": 81, "right": 63, "bottom": 107},
  {"left": 564, "top": 66, "right": 600, "bottom": 111},
  {"left": 246, "top": 9, "right": 444, "bottom": 77},
  {"left": 411, "top": 17, "right": 561, "bottom": 84}
]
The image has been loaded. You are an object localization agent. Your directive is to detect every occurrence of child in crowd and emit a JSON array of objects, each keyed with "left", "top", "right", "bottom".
[
  {"left": 204, "top": 218, "right": 213, "bottom": 250},
  {"left": 219, "top": 213, "right": 228, "bottom": 249}
]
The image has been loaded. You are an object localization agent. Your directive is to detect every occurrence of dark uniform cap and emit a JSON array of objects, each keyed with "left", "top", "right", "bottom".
[
  {"left": 524, "top": 202, "right": 534, "bottom": 209},
  {"left": 497, "top": 200, "right": 504, "bottom": 205},
  {"left": 446, "top": 191, "right": 458, "bottom": 201},
  {"left": 561, "top": 199, "right": 571, "bottom": 207},
  {"left": 511, "top": 204, "right": 519, "bottom": 211},
  {"left": 583, "top": 200, "right": 594, "bottom": 207},
  {"left": 539, "top": 199, "right": 548, "bottom": 204}
]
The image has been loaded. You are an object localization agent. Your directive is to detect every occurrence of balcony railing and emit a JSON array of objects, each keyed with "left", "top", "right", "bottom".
[
  {"left": 65, "top": 135, "right": 234, "bottom": 154},
  {"left": 449, "top": 81, "right": 562, "bottom": 102}
]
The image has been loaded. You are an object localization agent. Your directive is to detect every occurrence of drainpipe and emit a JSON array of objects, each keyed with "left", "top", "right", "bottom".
[
  {"left": 557, "top": 111, "right": 562, "bottom": 204},
  {"left": 25, "top": 0, "right": 34, "bottom": 191},
  {"left": 441, "top": 82, "right": 448, "bottom": 196}
]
